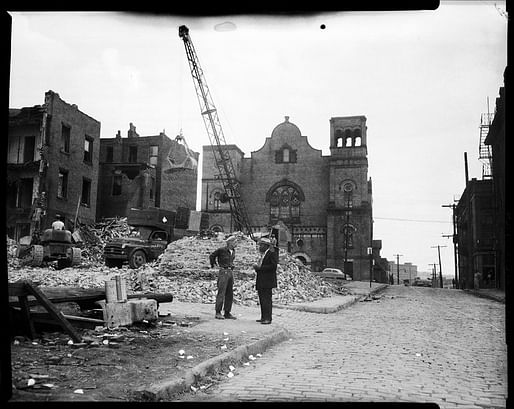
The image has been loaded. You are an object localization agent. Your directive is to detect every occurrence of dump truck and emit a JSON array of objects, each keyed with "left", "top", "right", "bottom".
[{"left": 103, "top": 207, "right": 182, "bottom": 269}]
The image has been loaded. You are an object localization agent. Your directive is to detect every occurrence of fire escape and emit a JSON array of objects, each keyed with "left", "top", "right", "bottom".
[{"left": 479, "top": 110, "right": 494, "bottom": 180}]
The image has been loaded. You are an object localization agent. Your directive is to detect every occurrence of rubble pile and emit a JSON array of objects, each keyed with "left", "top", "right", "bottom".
[
  {"left": 7, "top": 236, "right": 20, "bottom": 269},
  {"left": 154, "top": 233, "right": 346, "bottom": 305},
  {"left": 75, "top": 217, "right": 131, "bottom": 263},
  {"left": 8, "top": 229, "right": 347, "bottom": 306}
]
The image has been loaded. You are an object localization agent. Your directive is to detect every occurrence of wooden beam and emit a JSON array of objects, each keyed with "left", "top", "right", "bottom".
[{"left": 20, "top": 280, "right": 82, "bottom": 343}]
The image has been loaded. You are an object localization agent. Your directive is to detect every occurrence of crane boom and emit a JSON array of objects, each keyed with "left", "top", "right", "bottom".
[{"left": 178, "top": 25, "right": 254, "bottom": 238}]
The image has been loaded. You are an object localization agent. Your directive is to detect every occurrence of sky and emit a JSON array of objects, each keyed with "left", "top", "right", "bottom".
[{"left": 8, "top": 2, "right": 507, "bottom": 278}]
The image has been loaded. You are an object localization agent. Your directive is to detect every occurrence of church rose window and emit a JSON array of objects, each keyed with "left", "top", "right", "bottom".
[{"left": 342, "top": 182, "right": 354, "bottom": 207}]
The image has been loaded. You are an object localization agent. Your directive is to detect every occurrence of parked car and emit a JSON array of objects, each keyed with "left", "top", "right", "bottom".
[{"left": 316, "top": 268, "right": 349, "bottom": 280}]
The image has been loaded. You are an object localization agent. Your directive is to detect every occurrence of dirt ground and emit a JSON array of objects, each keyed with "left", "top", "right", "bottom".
[{"left": 7, "top": 311, "right": 243, "bottom": 402}]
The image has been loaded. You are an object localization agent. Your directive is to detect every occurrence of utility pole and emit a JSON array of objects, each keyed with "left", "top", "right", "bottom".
[
  {"left": 442, "top": 203, "right": 459, "bottom": 288},
  {"left": 429, "top": 263, "right": 438, "bottom": 288},
  {"left": 393, "top": 254, "right": 403, "bottom": 285},
  {"left": 343, "top": 196, "right": 351, "bottom": 277},
  {"left": 431, "top": 245, "right": 446, "bottom": 288}
]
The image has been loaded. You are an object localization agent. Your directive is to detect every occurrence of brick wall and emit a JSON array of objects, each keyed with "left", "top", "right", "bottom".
[
  {"left": 97, "top": 130, "right": 198, "bottom": 220},
  {"left": 200, "top": 115, "right": 375, "bottom": 278}
]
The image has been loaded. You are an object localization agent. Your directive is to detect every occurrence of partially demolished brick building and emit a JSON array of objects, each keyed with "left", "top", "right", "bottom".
[
  {"left": 96, "top": 124, "right": 199, "bottom": 220},
  {"left": 7, "top": 91, "right": 101, "bottom": 240},
  {"left": 7, "top": 91, "right": 199, "bottom": 241}
]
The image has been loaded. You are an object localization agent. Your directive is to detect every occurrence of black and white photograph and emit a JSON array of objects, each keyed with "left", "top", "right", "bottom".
[{"left": 5, "top": 2, "right": 507, "bottom": 405}]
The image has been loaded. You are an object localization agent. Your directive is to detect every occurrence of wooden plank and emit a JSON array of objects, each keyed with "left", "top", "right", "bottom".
[
  {"left": 8, "top": 281, "right": 31, "bottom": 297},
  {"left": 29, "top": 312, "right": 104, "bottom": 330},
  {"left": 18, "top": 295, "right": 36, "bottom": 339},
  {"left": 9, "top": 286, "right": 173, "bottom": 307},
  {"left": 21, "top": 280, "right": 82, "bottom": 343}
]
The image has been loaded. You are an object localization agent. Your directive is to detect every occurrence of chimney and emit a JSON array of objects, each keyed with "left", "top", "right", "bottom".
[
  {"left": 464, "top": 152, "right": 469, "bottom": 187},
  {"left": 116, "top": 130, "right": 121, "bottom": 139},
  {"left": 128, "top": 122, "right": 139, "bottom": 138}
]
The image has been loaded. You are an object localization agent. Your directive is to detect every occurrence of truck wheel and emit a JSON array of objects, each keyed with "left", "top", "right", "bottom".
[
  {"left": 105, "top": 258, "right": 123, "bottom": 268},
  {"left": 30, "top": 245, "right": 44, "bottom": 267},
  {"left": 129, "top": 250, "right": 147, "bottom": 269}
]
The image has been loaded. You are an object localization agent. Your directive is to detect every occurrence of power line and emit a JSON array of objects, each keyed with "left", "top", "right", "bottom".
[{"left": 374, "top": 216, "right": 452, "bottom": 224}]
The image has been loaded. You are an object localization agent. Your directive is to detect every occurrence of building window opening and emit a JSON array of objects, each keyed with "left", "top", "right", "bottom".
[
  {"left": 106, "top": 146, "right": 114, "bottom": 163},
  {"left": 129, "top": 146, "right": 138, "bottom": 163},
  {"left": 61, "top": 124, "right": 71, "bottom": 153},
  {"left": 343, "top": 182, "right": 354, "bottom": 207},
  {"left": 342, "top": 224, "right": 355, "bottom": 248},
  {"left": 19, "top": 178, "right": 34, "bottom": 208},
  {"left": 112, "top": 175, "right": 122, "bottom": 196},
  {"left": 269, "top": 185, "right": 302, "bottom": 222},
  {"left": 58, "top": 169, "right": 68, "bottom": 199},
  {"left": 7, "top": 183, "right": 17, "bottom": 208},
  {"left": 283, "top": 148, "right": 290, "bottom": 163},
  {"left": 84, "top": 136, "right": 93, "bottom": 163},
  {"left": 345, "top": 129, "right": 353, "bottom": 147},
  {"left": 149, "top": 145, "right": 159, "bottom": 166},
  {"left": 275, "top": 145, "right": 297, "bottom": 163},
  {"left": 81, "top": 178, "right": 91, "bottom": 206},
  {"left": 24, "top": 136, "right": 35, "bottom": 162},
  {"left": 213, "top": 191, "right": 222, "bottom": 210},
  {"left": 335, "top": 129, "right": 344, "bottom": 147},
  {"left": 150, "top": 177, "right": 155, "bottom": 200},
  {"left": 354, "top": 128, "right": 362, "bottom": 146}
]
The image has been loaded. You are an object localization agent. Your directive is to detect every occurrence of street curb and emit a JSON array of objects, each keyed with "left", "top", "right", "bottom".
[
  {"left": 275, "top": 284, "right": 389, "bottom": 314},
  {"left": 275, "top": 295, "right": 360, "bottom": 314},
  {"left": 132, "top": 327, "right": 291, "bottom": 401},
  {"left": 464, "top": 289, "right": 505, "bottom": 304}
]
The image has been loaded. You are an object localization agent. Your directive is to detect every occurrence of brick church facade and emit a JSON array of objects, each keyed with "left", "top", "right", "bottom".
[{"left": 201, "top": 115, "right": 379, "bottom": 280}]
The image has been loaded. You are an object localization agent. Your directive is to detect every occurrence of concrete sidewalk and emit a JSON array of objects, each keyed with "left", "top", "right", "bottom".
[
  {"left": 464, "top": 288, "right": 506, "bottom": 303},
  {"left": 135, "top": 281, "right": 389, "bottom": 400}
]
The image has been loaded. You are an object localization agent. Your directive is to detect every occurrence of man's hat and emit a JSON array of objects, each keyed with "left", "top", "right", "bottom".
[
  {"left": 259, "top": 237, "right": 273, "bottom": 246},
  {"left": 225, "top": 235, "right": 237, "bottom": 244}
]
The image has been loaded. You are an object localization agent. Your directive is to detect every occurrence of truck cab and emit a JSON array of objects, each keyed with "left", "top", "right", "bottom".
[{"left": 103, "top": 208, "right": 178, "bottom": 269}]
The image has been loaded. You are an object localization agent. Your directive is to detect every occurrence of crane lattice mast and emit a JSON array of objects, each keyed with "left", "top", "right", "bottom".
[{"left": 178, "top": 25, "right": 254, "bottom": 238}]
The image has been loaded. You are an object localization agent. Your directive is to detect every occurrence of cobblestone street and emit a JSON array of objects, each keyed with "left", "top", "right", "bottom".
[{"left": 177, "top": 285, "right": 507, "bottom": 407}]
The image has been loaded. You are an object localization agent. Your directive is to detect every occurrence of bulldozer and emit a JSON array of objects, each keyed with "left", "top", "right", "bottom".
[{"left": 16, "top": 228, "right": 82, "bottom": 269}]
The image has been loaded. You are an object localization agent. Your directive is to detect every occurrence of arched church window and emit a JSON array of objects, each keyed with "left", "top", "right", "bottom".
[
  {"left": 269, "top": 185, "right": 302, "bottom": 222},
  {"left": 335, "top": 129, "right": 344, "bottom": 147},
  {"left": 341, "top": 224, "right": 356, "bottom": 248},
  {"left": 354, "top": 128, "right": 362, "bottom": 146},
  {"left": 283, "top": 148, "right": 290, "bottom": 163},
  {"left": 212, "top": 190, "right": 222, "bottom": 210},
  {"left": 275, "top": 145, "right": 297, "bottom": 163},
  {"left": 344, "top": 129, "right": 353, "bottom": 147}
]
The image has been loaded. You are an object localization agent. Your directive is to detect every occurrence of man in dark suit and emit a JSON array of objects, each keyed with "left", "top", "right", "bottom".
[
  {"left": 209, "top": 235, "right": 238, "bottom": 320},
  {"left": 253, "top": 237, "right": 279, "bottom": 325}
]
